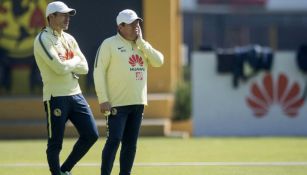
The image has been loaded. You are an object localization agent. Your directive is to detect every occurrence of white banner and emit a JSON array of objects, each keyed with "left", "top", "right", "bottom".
[
  {"left": 267, "top": 0, "right": 307, "bottom": 11},
  {"left": 192, "top": 51, "right": 307, "bottom": 136}
]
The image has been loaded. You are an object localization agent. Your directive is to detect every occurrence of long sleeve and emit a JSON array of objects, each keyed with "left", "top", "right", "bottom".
[
  {"left": 136, "top": 38, "right": 164, "bottom": 67},
  {"left": 34, "top": 32, "right": 81, "bottom": 75},
  {"left": 93, "top": 34, "right": 160, "bottom": 107},
  {"left": 71, "top": 38, "right": 89, "bottom": 75},
  {"left": 93, "top": 41, "right": 111, "bottom": 104}
]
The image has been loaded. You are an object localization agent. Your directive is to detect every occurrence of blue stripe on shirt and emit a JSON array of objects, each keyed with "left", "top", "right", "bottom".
[{"left": 38, "top": 31, "right": 53, "bottom": 60}]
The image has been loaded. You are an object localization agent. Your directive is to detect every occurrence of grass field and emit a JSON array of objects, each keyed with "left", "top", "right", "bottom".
[{"left": 1, "top": 137, "right": 307, "bottom": 175}]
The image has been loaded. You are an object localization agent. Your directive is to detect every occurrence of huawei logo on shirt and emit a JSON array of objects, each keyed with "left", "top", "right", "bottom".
[
  {"left": 129, "top": 54, "right": 144, "bottom": 67},
  {"left": 129, "top": 54, "right": 145, "bottom": 80},
  {"left": 58, "top": 50, "right": 74, "bottom": 60},
  {"left": 64, "top": 50, "right": 74, "bottom": 60}
]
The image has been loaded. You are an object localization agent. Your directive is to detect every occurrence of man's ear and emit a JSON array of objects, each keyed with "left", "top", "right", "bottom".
[{"left": 118, "top": 24, "right": 124, "bottom": 31}]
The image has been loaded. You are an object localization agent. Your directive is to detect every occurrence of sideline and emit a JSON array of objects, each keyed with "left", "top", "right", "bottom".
[{"left": 1, "top": 162, "right": 307, "bottom": 167}]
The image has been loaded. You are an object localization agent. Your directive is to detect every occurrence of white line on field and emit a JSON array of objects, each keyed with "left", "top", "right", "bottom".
[{"left": 0, "top": 162, "right": 307, "bottom": 167}]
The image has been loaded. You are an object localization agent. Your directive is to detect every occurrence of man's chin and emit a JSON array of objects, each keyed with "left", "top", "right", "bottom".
[{"left": 63, "top": 26, "right": 69, "bottom": 30}]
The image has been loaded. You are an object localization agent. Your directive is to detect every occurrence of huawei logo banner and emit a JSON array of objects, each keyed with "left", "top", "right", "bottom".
[
  {"left": 192, "top": 52, "right": 307, "bottom": 136},
  {"left": 246, "top": 73, "right": 305, "bottom": 118}
]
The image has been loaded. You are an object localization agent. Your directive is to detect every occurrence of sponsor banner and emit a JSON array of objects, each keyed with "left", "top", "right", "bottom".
[
  {"left": 198, "top": 0, "right": 267, "bottom": 6},
  {"left": 192, "top": 51, "right": 307, "bottom": 136},
  {"left": 267, "top": 0, "right": 307, "bottom": 11}
]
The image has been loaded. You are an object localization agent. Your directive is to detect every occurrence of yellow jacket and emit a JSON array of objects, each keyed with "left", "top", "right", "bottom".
[
  {"left": 33, "top": 27, "right": 88, "bottom": 101},
  {"left": 93, "top": 33, "right": 164, "bottom": 107}
]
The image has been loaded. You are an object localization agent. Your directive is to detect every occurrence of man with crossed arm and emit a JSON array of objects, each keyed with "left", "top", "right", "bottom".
[{"left": 33, "top": 1, "right": 98, "bottom": 175}]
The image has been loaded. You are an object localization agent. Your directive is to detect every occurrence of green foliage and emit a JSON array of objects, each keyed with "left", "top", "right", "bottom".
[
  {"left": 173, "top": 66, "right": 191, "bottom": 121},
  {"left": 173, "top": 81, "right": 191, "bottom": 121}
]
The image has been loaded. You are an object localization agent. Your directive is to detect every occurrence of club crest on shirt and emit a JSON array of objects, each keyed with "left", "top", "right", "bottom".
[
  {"left": 53, "top": 108, "right": 62, "bottom": 117},
  {"left": 111, "top": 108, "right": 117, "bottom": 115}
]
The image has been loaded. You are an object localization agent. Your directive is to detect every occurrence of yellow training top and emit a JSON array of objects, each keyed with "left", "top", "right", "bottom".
[
  {"left": 33, "top": 27, "right": 88, "bottom": 101},
  {"left": 93, "top": 33, "right": 164, "bottom": 107}
]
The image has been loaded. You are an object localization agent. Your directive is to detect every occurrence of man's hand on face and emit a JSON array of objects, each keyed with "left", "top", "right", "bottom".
[{"left": 137, "top": 25, "right": 143, "bottom": 40}]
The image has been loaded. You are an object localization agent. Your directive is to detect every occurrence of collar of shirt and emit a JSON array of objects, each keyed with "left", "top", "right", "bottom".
[
  {"left": 45, "top": 26, "right": 62, "bottom": 37},
  {"left": 117, "top": 33, "right": 136, "bottom": 45},
  {"left": 116, "top": 33, "right": 138, "bottom": 50},
  {"left": 45, "top": 26, "right": 72, "bottom": 51}
]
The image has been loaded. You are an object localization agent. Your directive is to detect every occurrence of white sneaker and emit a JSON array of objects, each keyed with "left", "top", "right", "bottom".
[{"left": 61, "top": 171, "right": 72, "bottom": 175}]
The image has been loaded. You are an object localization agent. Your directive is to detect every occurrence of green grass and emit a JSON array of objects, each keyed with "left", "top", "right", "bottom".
[{"left": 0, "top": 137, "right": 307, "bottom": 175}]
